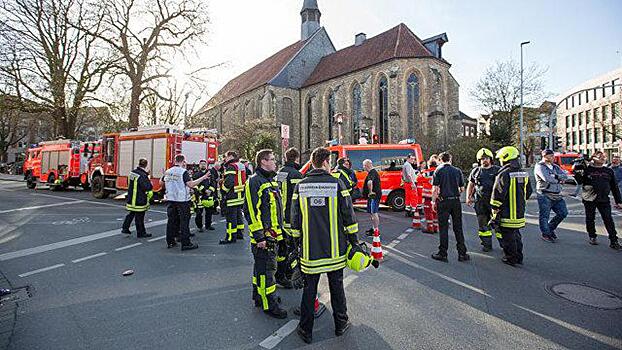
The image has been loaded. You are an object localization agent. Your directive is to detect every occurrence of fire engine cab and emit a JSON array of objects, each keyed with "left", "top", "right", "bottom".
[
  {"left": 87, "top": 126, "right": 218, "bottom": 199},
  {"left": 302, "top": 143, "right": 424, "bottom": 211},
  {"left": 23, "top": 140, "right": 94, "bottom": 190}
]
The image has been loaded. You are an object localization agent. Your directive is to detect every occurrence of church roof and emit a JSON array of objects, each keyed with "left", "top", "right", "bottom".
[
  {"left": 201, "top": 39, "right": 308, "bottom": 111},
  {"left": 303, "top": 23, "right": 440, "bottom": 87}
]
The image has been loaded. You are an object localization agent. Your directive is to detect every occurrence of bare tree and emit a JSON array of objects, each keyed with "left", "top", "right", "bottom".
[
  {"left": 0, "top": 0, "right": 112, "bottom": 139},
  {"left": 88, "top": 0, "right": 208, "bottom": 128}
]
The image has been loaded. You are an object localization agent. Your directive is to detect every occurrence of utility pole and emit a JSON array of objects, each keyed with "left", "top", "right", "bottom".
[{"left": 520, "top": 41, "right": 530, "bottom": 165}]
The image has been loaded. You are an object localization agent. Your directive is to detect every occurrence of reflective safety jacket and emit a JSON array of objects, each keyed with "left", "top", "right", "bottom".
[
  {"left": 276, "top": 161, "right": 302, "bottom": 230},
  {"left": 332, "top": 165, "right": 356, "bottom": 193},
  {"left": 222, "top": 159, "right": 247, "bottom": 207},
  {"left": 490, "top": 160, "right": 533, "bottom": 229},
  {"left": 291, "top": 168, "right": 359, "bottom": 274},
  {"left": 244, "top": 167, "right": 284, "bottom": 245},
  {"left": 416, "top": 167, "right": 435, "bottom": 199},
  {"left": 193, "top": 169, "right": 215, "bottom": 208},
  {"left": 126, "top": 167, "right": 153, "bottom": 212}
]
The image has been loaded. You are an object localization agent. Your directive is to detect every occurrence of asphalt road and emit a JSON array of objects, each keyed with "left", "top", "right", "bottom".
[{"left": 0, "top": 179, "right": 621, "bottom": 350}]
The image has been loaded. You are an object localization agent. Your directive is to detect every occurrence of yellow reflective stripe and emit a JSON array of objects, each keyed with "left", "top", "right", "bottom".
[
  {"left": 490, "top": 199, "right": 502, "bottom": 207},
  {"left": 270, "top": 197, "right": 279, "bottom": 233},
  {"left": 281, "top": 180, "right": 288, "bottom": 218},
  {"left": 131, "top": 176, "right": 138, "bottom": 207},
  {"left": 292, "top": 193, "right": 299, "bottom": 200},
  {"left": 227, "top": 199, "right": 244, "bottom": 206},
  {"left": 224, "top": 171, "right": 236, "bottom": 175},
  {"left": 478, "top": 230, "right": 493, "bottom": 237},
  {"left": 266, "top": 284, "right": 276, "bottom": 295},
  {"left": 524, "top": 178, "right": 529, "bottom": 201},
  {"left": 302, "top": 197, "right": 309, "bottom": 261},
  {"left": 341, "top": 190, "right": 350, "bottom": 197},
  {"left": 237, "top": 169, "right": 243, "bottom": 189},
  {"left": 500, "top": 218, "right": 525, "bottom": 224},
  {"left": 245, "top": 182, "right": 263, "bottom": 232},
  {"left": 509, "top": 178, "right": 516, "bottom": 220},
  {"left": 290, "top": 229, "right": 301, "bottom": 238},
  {"left": 301, "top": 261, "right": 347, "bottom": 274},
  {"left": 258, "top": 275, "right": 268, "bottom": 310},
  {"left": 252, "top": 276, "right": 257, "bottom": 285},
  {"left": 495, "top": 231, "right": 503, "bottom": 239},
  {"left": 291, "top": 179, "right": 302, "bottom": 184},
  {"left": 339, "top": 170, "right": 354, "bottom": 187},
  {"left": 329, "top": 196, "right": 338, "bottom": 258},
  {"left": 345, "top": 223, "right": 358, "bottom": 234},
  {"left": 301, "top": 255, "right": 347, "bottom": 267},
  {"left": 276, "top": 256, "right": 286, "bottom": 262}
]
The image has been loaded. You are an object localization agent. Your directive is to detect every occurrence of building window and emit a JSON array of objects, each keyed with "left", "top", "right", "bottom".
[
  {"left": 593, "top": 88, "right": 597, "bottom": 100},
  {"left": 613, "top": 102, "right": 620, "bottom": 120},
  {"left": 327, "top": 90, "right": 336, "bottom": 141},
  {"left": 566, "top": 132, "right": 571, "bottom": 146},
  {"left": 585, "top": 90, "right": 589, "bottom": 103},
  {"left": 595, "top": 128, "right": 600, "bottom": 143},
  {"left": 602, "top": 84, "right": 607, "bottom": 98},
  {"left": 587, "top": 128, "right": 592, "bottom": 144},
  {"left": 571, "top": 95, "right": 575, "bottom": 108},
  {"left": 572, "top": 114, "right": 576, "bottom": 127},
  {"left": 579, "top": 130, "right": 584, "bottom": 145},
  {"left": 306, "top": 97, "right": 313, "bottom": 150},
  {"left": 603, "top": 105, "right": 610, "bottom": 121},
  {"left": 579, "top": 112, "right": 583, "bottom": 126},
  {"left": 594, "top": 108, "right": 600, "bottom": 122},
  {"left": 565, "top": 115, "right": 570, "bottom": 128},
  {"left": 565, "top": 99, "right": 568, "bottom": 109},
  {"left": 572, "top": 131, "right": 577, "bottom": 145},
  {"left": 578, "top": 93, "right": 582, "bottom": 105},
  {"left": 613, "top": 80, "right": 617, "bottom": 94},
  {"left": 604, "top": 128, "right": 610, "bottom": 143},
  {"left": 269, "top": 92, "right": 277, "bottom": 117},
  {"left": 282, "top": 97, "right": 293, "bottom": 125},
  {"left": 352, "top": 83, "right": 362, "bottom": 142},
  {"left": 378, "top": 76, "right": 389, "bottom": 143},
  {"left": 586, "top": 110, "right": 591, "bottom": 125},
  {"left": 406, "top": 73, "right": 420, "bottom": 138}
]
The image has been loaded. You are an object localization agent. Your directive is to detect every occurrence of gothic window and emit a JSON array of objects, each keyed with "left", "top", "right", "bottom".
[
  {"left": 269, "top": 92, "right": 277, "bottom": 117},
  {"left": 306, "top": 97, "right": 313, "bottom": 150},
  {"left": 282, "top": 97, "right": 293, "bottom": 125},
  {"left": 352, "top": 83, "right": 362, "bottom": 142},
  {"left": 406, "top": 73, "right": 420, "bottom": 138},
  {"left": 378, "top": 76, "right": 389, "bottom": 143},
  {"left": 327, "top": 90, "right": 336, "bottom": 140}
]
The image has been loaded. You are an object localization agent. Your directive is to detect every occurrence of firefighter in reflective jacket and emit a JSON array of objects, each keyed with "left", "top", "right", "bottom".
[
  {"left": 275, "top": 148, "right": 303, "bottom": 289},
  {"left": 333, "top": 157, "right": 357, "bottom": 195},
  {"left": 417, "top": 158, "right": 439, "bottom": 233},
  {"left": 291, "top": 147, "right": 359, "bottom": 343},
  {"left": 122, "top": 158, "right": 153, "bottom": 238},
  {"left": 244, "top": 149, "right": 288, "bottom": 319},
  {"left": 490, "top": 146, "right": 533, "bottom": 266},
  {"left": 220, "top": 150, "right": 247, "bottom": 244},
  {"left": 466, "top": 148, "right": 501, "bottom": 252},
  {"left": 193, "top": 160, "right": 216, "bottom": 232}
]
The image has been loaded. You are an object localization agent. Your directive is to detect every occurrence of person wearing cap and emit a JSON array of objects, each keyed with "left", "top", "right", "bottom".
[
  {"left": 466, "top": 148, "right": 501, "bottom": 251},
  {"left": 401, "top": 153, "right": 417, "bottom": 217},
  {"left": 534, "top": 149, "right": 568, "bottom": 243}
]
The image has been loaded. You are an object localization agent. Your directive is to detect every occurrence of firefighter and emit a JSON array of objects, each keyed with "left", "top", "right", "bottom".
[
  {"left": 417, "top": 157, "right": 439, "bottom": 233},
  {"left": 490, "top": 146, "right": 533, "bottom": 266},
  {"left": 244, "top": 149, "right": 288, "bottom": 319},
  {"left": 274, "top": 148, "right": 303, "bottom": 289},
  {"left": 193, "top": 160, "right": 216, "bottom": 232},
  {"left": 122, "top": 158, "right": 153, "bottom": 238},
  {"left": 291, "top": 147, "right": 359, "bottom": 344},
  {"left": 333, "top": 157, "right": 356, "bottom": 193},
  {"left": 220, "top": 151, "right": 247, "bottom": 244},
  {"left": 466, "top": 148, "right": 502, "bottom": 251},
  {"left": 402, "top": 153, "right": 417, "bottom": 217}
]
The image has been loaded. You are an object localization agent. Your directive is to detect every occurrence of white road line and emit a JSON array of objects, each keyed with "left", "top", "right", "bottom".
[
  {"left": 405, "top": 228, "right": 414, "bottom": 233},
  {"left": 386, "top": 240, "right": 400, "bottom": 248},
  {"left": 468, "top": 252, "right": 495, "bottom": 259},
  {"left": 72, "top": 252, "right": 107, "bottom": 263},
  {"left": 115, "top": 243, "right": 142, "bottom": 251},
  {"left": 0, "top": 200, "right": 84, "bottom": 214},
  {"left": 32, "top": 192, "right": 169, "bottom": 214},
  {"left": 0, "top": 219, "right": 168, "bottom": 261},
  {"left": 219, "top": 219, "right": 226, "bottom": 222},
  {"left": 384, "top": 246, "right": 491, "bottom": 297},
  {"left": 19, "top": 263, "right": 65, "bottom": 277},
  {"left": 398, "top": 233, "right": 409, "bottom": 240},
  {"left": 147, "top": 236, "right": 166, "bottom": 242},
  {"left": 259, "top": 319, "right": 299, "bottom": 349}
]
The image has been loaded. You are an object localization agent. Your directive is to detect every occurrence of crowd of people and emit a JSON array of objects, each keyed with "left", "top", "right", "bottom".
[{"left": 118, "top": 145, "right": 621, "bottom": 344}]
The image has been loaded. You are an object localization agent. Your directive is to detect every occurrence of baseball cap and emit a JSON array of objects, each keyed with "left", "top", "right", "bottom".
[{"left": 541, "top": 149, "right": 554, "bottom": 157}]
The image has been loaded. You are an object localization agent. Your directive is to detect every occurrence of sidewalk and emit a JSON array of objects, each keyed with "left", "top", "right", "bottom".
[
  {"left": 0, "top": 174, "right": 24, "bottom": 182},
  {"left": 0, "top": 271, "right": 16, "bottom": 350}
]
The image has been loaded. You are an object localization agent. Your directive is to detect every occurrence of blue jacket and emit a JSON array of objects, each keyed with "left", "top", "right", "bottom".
[
  {"left": 611, "top": 164, "right": 622, "bottom": 183},
  {"left": 534, "top": 161, "right": 567, "bottom": 195}
]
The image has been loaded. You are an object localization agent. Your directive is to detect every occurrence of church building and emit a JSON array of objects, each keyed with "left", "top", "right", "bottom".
[{"left": 194, "top": 0, "right": 460, "bottom": 154}]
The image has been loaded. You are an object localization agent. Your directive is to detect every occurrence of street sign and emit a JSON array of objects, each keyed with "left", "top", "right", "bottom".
[{"left": 281, "top": 124, "right": 290, "bottom": 139}]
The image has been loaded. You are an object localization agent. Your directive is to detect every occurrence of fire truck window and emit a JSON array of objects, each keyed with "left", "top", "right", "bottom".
[
  {"left": 347, "top": 149, "right": 412, "bottom": 171},
  {"left": 330, "top": 152, "right": 338, "bottom": 168},
  {"left": 106, "top": 139, "right": 115, "bottom": 162}
]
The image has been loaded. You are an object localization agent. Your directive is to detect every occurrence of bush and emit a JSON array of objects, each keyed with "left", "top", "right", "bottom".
[{"left": 447, "top": 137, "right": 501, "bottom": 173}]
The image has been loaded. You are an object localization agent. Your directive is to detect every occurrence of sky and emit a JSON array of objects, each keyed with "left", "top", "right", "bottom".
[{"left": 182, "top": 0, "right": 622, "bottom": 118}]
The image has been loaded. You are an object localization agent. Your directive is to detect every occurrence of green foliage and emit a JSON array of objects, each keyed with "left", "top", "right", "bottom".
[
  {"left": 221, "top": 118, "right": 279, "bottom": 162},
  {"left": 447, "top": 136, "right": 502, "bottom": 172}
]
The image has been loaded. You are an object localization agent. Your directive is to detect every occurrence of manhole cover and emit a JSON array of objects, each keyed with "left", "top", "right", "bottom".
[{"left": 549, "top": 283, "right": 622, "bottom": 310}]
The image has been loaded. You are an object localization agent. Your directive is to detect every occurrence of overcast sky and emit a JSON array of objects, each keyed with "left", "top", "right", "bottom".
[{"left": 184, "top": 0, "right": 622, "bottom": 117}]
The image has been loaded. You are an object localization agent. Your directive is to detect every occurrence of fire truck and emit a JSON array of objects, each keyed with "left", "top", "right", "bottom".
[
  {"left": 22, "top": 140, "right": 94, "bottom": 190},
  {"left": 302, "top": 143, "right": 424, "bottom": 211},
  {"left": 87, "top": 126, "right": 218, "bottom": 199}
]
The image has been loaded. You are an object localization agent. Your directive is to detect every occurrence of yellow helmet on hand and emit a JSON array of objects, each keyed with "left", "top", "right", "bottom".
[
  {"left": 495, "top": 146, "right": 520, "bottom": 164},
  {"left": 346, "top": 243, "right": 379, "bottom": 272},
  {"left": 476, "top": 148, "right": 494, "bottom": 161}
]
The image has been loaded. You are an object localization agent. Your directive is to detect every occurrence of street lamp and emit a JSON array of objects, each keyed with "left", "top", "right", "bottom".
[{"left": 520, "top": 41, "right": 530, "bottom": 166}]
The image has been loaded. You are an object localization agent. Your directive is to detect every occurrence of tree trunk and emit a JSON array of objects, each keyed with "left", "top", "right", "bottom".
[{"left": 129, "top": 84, "right": 142, "bottom": 128}]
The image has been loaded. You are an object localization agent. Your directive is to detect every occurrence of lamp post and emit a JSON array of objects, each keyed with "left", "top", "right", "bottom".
[{"left": 520, "top": 41, "right": 530, "bottom": 166}]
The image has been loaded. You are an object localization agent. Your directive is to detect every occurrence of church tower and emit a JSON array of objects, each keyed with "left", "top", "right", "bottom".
[{"left": 301, "top": 0, "right": 321, "bottom": 41}]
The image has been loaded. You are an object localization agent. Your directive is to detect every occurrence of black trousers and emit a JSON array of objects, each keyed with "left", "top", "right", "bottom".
[
  {"left": 166, "top": 201, "right": 191, "bottom": 246},
  {"left": 437, "top": 198, "right": 467, "bottom": 255},
  {"left": 499, "top": 227, "right": 523, "bottom": 264},
  {"left": 300, "top": 269, "right": 348, "bottom": 335},
  {"left": 275, "top": 239, "right": 290, "bottom": 281},
  {"left": 223, "top": 205, "right": 240, "bottom": 242},
  {"left": 122, "top": 210, "right": 146, "bottom": 236},
  {"left": 474, "top": 200, "right": 502, "bottom": 248},
  {"left": 584, "top": 201, "right": 619, "bottom": 243},
  {"left": 252, "top": 245, "right": 278, "bottom": 311},
  {"left": 194, "top": 207, "right": 213, "bottom": 229}
]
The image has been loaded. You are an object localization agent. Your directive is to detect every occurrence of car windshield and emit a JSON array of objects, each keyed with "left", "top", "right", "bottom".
[
  {"left": 347, "top": 149, "right": 411, "bottom": 171},
  {"left": 559, "top": 157, "right": 577, "bottom": 165}
]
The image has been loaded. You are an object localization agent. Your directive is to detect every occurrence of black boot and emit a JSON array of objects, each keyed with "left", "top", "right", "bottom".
[
  {"left": 431, "top": 252, "right": 448, "bottom": 262},
  {"left": 264, "top": 305, "right": 287, "bottom": 319},
  {"left": 296, "top": 326, "right": 312, "bottom": 344}
]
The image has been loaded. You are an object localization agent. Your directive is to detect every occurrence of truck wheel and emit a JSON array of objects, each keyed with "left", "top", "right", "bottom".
[
  {"left": 387, "top": 190, "right": 405, "bottom": 212},
  {"left": 92, "top": 176, "right": 109, "bottom": 199},
  {"left": 26, "top": 173, "right": 36, "bottom": 189}
]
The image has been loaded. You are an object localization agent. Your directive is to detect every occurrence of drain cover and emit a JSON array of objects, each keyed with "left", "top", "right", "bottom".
[{"left": 549, "top": 283, "right": 622, "bottom": 310}]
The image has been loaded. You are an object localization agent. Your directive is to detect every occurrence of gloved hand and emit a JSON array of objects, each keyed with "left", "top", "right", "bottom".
[
  {"left": 369, "top": 192, "right": 377, "bottom": 199},
  {"left": 290, "top": 263, "right": 304, "bottom": 289}
]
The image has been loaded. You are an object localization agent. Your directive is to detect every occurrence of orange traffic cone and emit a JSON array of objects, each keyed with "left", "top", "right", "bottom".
[
  {"left": 314, "top": 296, "right": 326, "bottom": 318},
  {"left": 412, "top": 206, "right": 422, "bottom": 229},
  {"left": 371, "top": 229, "right": 384, "bottom": 261}
]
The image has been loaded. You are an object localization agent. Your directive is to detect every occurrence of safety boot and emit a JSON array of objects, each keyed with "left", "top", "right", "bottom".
[{"left": 264, "top": 305, "right": 287, "bottom": 319}]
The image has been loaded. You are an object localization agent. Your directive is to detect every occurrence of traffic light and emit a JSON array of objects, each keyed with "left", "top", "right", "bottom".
[{"left": 554, "top": 136, "right": 562, "bottom": 151}]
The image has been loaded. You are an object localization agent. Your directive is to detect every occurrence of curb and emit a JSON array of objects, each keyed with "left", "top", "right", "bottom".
[{"left": 0, "top": 270, "right": 16, "bottom": 350}]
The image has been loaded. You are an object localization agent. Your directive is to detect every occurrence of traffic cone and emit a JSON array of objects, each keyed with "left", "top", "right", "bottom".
[
  {"left": 412, "top": 206, "right": 422, "bottom": 229},
  {"left": 314, "top": 296, "right": 326, "bottom": 318},
  {"left": 371, "top": 229, "right": 384, "bottom": 261},
  {"left": 433, "top": 218, "right": 439, "bottom": 233}
]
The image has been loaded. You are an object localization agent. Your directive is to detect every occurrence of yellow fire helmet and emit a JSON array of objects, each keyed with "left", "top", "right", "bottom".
[
  {"left": 201, "top": 198, "right": 215, "bottom": 208},
  {"left": 346, "top": 243, "right": 379, "bottom": 272},
  {"left": 495, "top": 146, "right": 520, "bottom": 164},
  {"left": 476, "top": 148, "right": 494, "bottom": 161}
]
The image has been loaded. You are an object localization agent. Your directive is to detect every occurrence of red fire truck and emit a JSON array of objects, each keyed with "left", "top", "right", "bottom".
[
  {"left": 87, "top": 126, "right": 218, "bottom": 199},
  {"left": 302, "top": 143, "right": 424, "bottom": 211},
  {"left": 23, "top": 140, "right": 94, "bottom": 190}
]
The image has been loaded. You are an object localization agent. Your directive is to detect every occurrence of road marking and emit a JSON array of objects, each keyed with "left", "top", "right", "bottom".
[
  {"left": 115, "top": 243, "right": 142, "bottom": 251},
  {"left": 19, "top": 263, "right": 65, "bottom": 277},
  {"left": 0, "top": 200, "right": 84, "bottom": 214},
  {"left": 386, "top": 240, "right": 400, "bottom": 248},
  {"left": 513, "top": 304, "right": 622, "bottom": 349},
  {"left": 259, "top": 319, "right": 299, "bottom": 349},
  {"left": 32, "top": 192, "right": 169, "bottom": 214},
  {"left": 0, "top": 219, "right": 168, "bottom": 261},
  {"left": 468, "top": 252, "right": 495, "bottom": 259},
  {"left": 72, "top": 252, "right": 107, "bottom": 263},
  {"left": 405, "top": 228, "right": 414, "bottom": 233},
  {"left": 385, "top": 246, "right": 491, "bottom": 297},
  {"left": 148, "top": 236, "right": 166, "bottom": 242},
  {"left": 398, "top": 233, "right": 409, "bottom": 240},
  {"left": 219, "top": 219, "right": 226, "bottom": 222}
]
